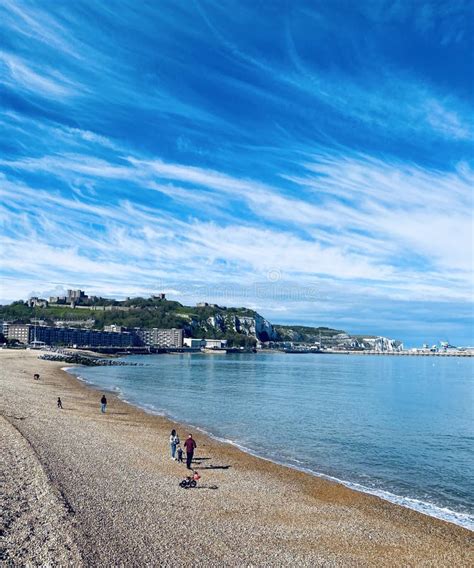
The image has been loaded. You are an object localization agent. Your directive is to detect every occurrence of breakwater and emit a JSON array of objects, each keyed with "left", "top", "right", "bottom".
[
  {"left": 324, "top": 350, "right": 473, "bottom": 357},
  {"left": 39, "top": 352, "right": 142, "bottom": 366}
]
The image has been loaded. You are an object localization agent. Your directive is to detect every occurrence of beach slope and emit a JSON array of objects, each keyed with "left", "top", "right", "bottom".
[{"left": 1, "top": 350, "right": 472, "bottom": 566}]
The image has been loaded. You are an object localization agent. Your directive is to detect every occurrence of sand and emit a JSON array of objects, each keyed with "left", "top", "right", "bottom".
[{"left": 1, "top": 349, "right": 472, "bottom": 566}]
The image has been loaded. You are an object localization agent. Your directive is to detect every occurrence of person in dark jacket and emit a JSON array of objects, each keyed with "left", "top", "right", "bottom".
[
  {"left": 183, "top": 434, "right": 197, "bottom": 469},
  {"left": 101, "top": 395, "right": 107, "bottom": 413},
  {"left": 57, "top": 397, "right": 63, "bottom": 409}
]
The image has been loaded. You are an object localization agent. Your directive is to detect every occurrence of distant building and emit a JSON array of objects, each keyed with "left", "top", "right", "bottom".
[
  {"left": 204, "top": 339, "right": 227, "bottom": 349},
  {"left": 67, "top": 289, "right": 86, "bottom": 302},
  {"left": 1, "top": 321, "right": 11, "bottom": 337},
  {"left": 135, "top": 328, "right": 183, "bottom": 348},
  {"left": 6, "top": 324, "right": 133, "bottom": 347},
  {"left": 152, "top": 293, "right": 166, "bottom": 300},
  {"left": 49, "top": 289, "right": 89, "bottom": 306},
  {"left": 183, "top": 338, "right": 205, "bottom": 349},
  {"left": 104, "top": 324, "right": 126, "bottom": 333},
  {"left": 49, "top": 296, "right": 67, "bottom": 304},
  {"left": 6, "top": 324, "right": 31, "bottom": 344},
  {"left": 27, "top": 297, "right": 48, "bottom": 308},
  {"left": 183, "top": 337, "right": 227, "bottom": 349},
  {"left": 196, "top": 302, "right": 220, "bottom": 308}
]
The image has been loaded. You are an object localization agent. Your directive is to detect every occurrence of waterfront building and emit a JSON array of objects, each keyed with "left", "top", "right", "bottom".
[
  {"left": 135, "top": 328, "right": 183, "bottom": 348},
  {"left": 6, "top": 324, "right": 133, "bottom": 347},
  {"left": 1, "top": 321, "right": 11, "bottom": 337},
  {"left": 157, "top": 328, "right": 183, "bottom": 347},
  {"left": 183, "top": 338, "right": 205, "bottom": 348},
  {"left": 183, "top": 337, "right": 228, "bottom": 349},
  {"left": 6, "top": 324, "right": 31, "bottom": 344},
  {"left": 204, "top": 339, "right": 228, "bottom": 349}
]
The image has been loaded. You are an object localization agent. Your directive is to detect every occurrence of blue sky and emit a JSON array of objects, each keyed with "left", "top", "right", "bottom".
[{"left": 1, "top": 0, "right": 473, "bottom": 346}]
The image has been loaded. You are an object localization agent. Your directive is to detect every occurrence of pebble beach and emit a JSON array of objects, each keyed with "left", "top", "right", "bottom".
[{"left": 1, "top": 349, "right": 472, "bottom": 566}]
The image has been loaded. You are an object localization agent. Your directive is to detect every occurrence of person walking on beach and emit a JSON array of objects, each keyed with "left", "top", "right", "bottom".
[
  {"left": 176, "top": 445, "right": 183, "bottom": 463},
  {"left": 170, "top": 429, "right": 180, "bottom": 460},
  {"left": 183, "top": 434, "right": 197, "bottom": 469},
  {"left": 57, "top": 397, "right": 63, "bottom": 409},
  {"left": 100, "top": 394, "right": 107, "bottom": 413}
]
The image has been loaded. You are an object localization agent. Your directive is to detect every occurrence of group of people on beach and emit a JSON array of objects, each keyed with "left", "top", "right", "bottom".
[
  {"left": 170, "top": 429, "right": 196, "bottom": 469},
  {"left": 56, "top": 394, "right": 107, "bottom": 412},
  {"left": 34, "top": 372, "right": 108, "bottom": 415},
  {"left": 37, "top": 373, "right": 197, "bottom": 474}
]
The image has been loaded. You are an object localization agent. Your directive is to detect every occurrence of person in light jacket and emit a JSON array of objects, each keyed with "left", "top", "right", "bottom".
[{"left": 170, "top": 429, "right": 180, "bottom": 459}]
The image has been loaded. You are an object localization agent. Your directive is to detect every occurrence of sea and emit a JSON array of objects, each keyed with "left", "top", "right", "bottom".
[{"left": 66, "top": 352, "right": 474, "bottom": 530}]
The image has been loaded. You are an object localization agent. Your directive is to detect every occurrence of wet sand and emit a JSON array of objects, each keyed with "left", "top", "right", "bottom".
[{"left": 1, "top": 349, "right": 472, "bottom": 566}]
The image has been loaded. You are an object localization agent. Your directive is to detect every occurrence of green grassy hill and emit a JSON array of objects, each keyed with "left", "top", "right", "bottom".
[
  {"left": 0, "top": 299, "right": 259, "bottom": 344},
  {"left": 0, "top": 298, "right": 346, "bottom": 345}
]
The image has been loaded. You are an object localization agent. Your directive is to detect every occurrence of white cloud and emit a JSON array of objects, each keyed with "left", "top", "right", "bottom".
[
  {"left": 2, "top": 145, "right": 472, "bottom": 297},
  {"left": 0, "top": 51, "right": 82, "bottom": 97}
]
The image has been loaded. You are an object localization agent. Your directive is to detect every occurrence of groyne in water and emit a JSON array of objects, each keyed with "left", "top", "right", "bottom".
[{"left": 38, "top": 352, "right": 143, "bottom": 366}]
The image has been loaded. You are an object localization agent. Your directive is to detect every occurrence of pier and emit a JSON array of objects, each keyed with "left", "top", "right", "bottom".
[{"left": 324, "top": 350, "right": 473, "bottom": 357}]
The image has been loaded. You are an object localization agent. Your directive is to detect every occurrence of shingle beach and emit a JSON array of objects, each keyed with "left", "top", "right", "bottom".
[{"left": 1, "top": 350, "right": 472, "bottom": 566}]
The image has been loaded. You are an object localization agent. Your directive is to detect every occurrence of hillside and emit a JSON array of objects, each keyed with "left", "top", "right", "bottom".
[
  {"left": 0, "top": 299, "right": 270, "bottom": 346},
  {"left": 0, "top": 298, "right": 349, "bottom": 346},
  {"left": 274, "top": 325, "right": 345, "bottom": 342}
]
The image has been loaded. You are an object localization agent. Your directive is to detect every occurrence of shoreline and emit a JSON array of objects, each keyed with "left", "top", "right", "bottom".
[
  {"left": 39, "top": 345, "right": 474, "bottom": 359},
  {"left": 68, "top": 364, "right": 474, "bottom": 532},
  {"left": 2, "top": 349, "right": 473, "bottom": 566}
]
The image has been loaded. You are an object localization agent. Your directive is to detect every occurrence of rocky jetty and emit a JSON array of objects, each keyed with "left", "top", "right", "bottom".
[{"left": 38, "top": 353, "right": 140, "bottom": 366}]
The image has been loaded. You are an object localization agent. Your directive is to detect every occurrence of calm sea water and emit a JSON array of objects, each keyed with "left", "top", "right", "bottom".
[{"left": 68, "top": 353, "right": 474, "bottom": 529}]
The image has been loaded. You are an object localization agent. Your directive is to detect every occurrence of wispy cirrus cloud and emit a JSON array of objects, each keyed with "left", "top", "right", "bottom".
[
  {"left": 2, "top": 139, "right": 471, "bottom": 296},
  {"left": 0, "top": 51, "right": 82, "bottom": 97}
]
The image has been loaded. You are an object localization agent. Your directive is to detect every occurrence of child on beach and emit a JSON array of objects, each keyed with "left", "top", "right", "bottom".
[
  {"left": 57, "top": 397, "right": 63, "bottom": 409},
  {"left": 176, "top": 445, "right": 183, "bottom": 463}
]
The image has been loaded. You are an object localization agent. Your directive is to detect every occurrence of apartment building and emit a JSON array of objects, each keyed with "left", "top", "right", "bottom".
[
  {"left": 135, "top": 328, "right": 183, "bottom": 348},
  {"left": 6, "top": 324, "right": 32, "bottom": 344},
  {"left": 6, "top": 324, "right": 133, "bottom": 347}
]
